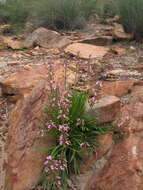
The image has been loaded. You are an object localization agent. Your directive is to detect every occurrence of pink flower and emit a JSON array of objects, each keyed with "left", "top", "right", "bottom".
[
  {"left": 46, "top": 155, "right": 52, "bottom": 160},
  {"left": 37, "top": 130, "right": 44, "bottom": 137}
]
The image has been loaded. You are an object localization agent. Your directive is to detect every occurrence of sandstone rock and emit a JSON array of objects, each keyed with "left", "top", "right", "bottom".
[
  {"left": 113, "top": 23, "right": 133, "bottom": 39},
  {"left": 85, "top": 133, "right": 143, "bottom": 190},
  {"left": 24, "top": 27, "right": 71, "bottom": 49},
  {"left": 5, "top": 81, "right": 55, "bottom": 190},
  {"left": 65, "top": 43, "right": 109, "bottom": 59},
  {"left": 101, "top": 81, "right": 135, "bottom": 97},
  {"left": 84, "top": 84, "right": 143, "bottom": 190},
  {"left": 130, "top": 85, "right": 143, "bottom": 103},
  {"left": 1, "top": 36, "right": 24, "bottom": 50},
  {"left": 4, "top": 62, "right": 72, "bottom": 190},
  {"left": 79, "top": 133, "right": 113, "bottom": 173},
  {"left": 78, "top": 36, "right": 113, "bottom": 46},
  {"left": 0, "top": 61, "right": 74, "bottom": 102},
  {"left": 86, "top": 96, "right": 120, "bottom": 123}
]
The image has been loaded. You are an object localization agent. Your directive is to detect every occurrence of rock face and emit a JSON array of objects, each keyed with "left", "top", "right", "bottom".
[
  {"left": 84, "top": 83, "right": 143, "bottom": 190},
  {"left": 86, "top": 96, "right": 120, "bottom": 123},
  {"left": 0, "top": 62, "right": 67, "bottom": 102},
  {"left": 24, "top": 27, "right": 71, "bottom": 49},
  {"left": 79, "top": 133, "right": 113, "bottom": 173},
  {"left": 65, "top": 43, "right": 109, "bottom": 59},
  {"left": 5, "top": 81, "right": 52, "bottom": 190},
  {"left": 4, "top": 63, "right": 69, "bottom": 190},
  {"left": 101, "top": 80, "right": 135, "bottom": 97}
]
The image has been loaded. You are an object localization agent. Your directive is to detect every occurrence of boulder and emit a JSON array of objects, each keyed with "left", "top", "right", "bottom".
[
  {"left": 24, "top": 27, "right": 71, "bottom": 49},
  {"left": 86, "top": 96, "right": 120, "bottom": 123},
  {"left": 65, "top": 43, "right": 109, "bottom": 59}
]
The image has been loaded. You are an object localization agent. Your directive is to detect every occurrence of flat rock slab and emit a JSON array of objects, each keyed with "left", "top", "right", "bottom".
[
  {"left": 78, "top": 36, "right": 113, "bottom": 46},
  {"left": 65, "top": 43, "right": 109, "bottom": 59},
  {"left": 86, "top": 96, "right": 120, "bottom": 123}
]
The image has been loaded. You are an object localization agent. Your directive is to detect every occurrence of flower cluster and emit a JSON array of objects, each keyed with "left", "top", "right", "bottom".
[
  {"left": 38, "top": 61, "right": 105, "bottom": 190},
  {"left": 44, "top": 155, "right": 67, "bottom": 187}
]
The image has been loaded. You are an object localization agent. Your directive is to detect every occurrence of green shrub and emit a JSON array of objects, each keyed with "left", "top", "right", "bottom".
[
  {"left": 117, "top": 0, "right": 143, "bottom": 40},
  {"left": 0, "top": 0, "right": 30, "bottom": 33},
  {"left": 93, "top": 0, "right": 116, "bottom": 18},
  {"left": 31, "top": 0, "right": 97, "bottom": 30},
  {"left": 0, "top": 0, "right": 30, "bottom": 24}
]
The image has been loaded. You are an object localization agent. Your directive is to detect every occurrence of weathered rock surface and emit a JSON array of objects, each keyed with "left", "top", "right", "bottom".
[
  {"left": 84, "top": 83, "right": 143, "bottom": 190},
  {"left": 101, "top": 80, "right": 135, "bottom": 97},
  {"left": 86, "top": 96, "right": 120, "bottom": 123},
  {"left": 79, "top": 133, "right": 113, "bottom": 173},
  {"left": 5, "top": 81, "right": 53, "bottom": 190},
  {"left": 0, "top": 35, "right": 24, "bottom": 50},
  {"left": 74, "top": 133, "right": 113, "bottom": 190},
  {"left": 0, "top": 61, "right": 73, "bottom": 102},
  {"left": 4, "top": 63, "right": 72, "bottom": 190},
  {"left": 78, "top": 36, "right": 113, "bottom": 46},
  {"left": 24, "top": 27, "right": 71, "bottom": 49},
  {"left": 65, "top": 43, "right": 109, "bottom": 59}
]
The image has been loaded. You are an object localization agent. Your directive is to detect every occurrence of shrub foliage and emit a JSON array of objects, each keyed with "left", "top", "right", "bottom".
[{"left": 117, "top": 0, "right": 143, "bottom": 40}]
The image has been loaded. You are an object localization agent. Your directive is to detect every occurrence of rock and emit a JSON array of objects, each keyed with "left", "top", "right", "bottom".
[
  {"left": 103, "top": 69, "right": 141, "bottom": 80},
  {"left": 101, "top": 81, "right": 135, "bottom": 97},
  {"left": 85, "top": 133, "right": 143, "bottom": 190},
  {"left": 113, "top": 23, "right": 133, "bottom": 39},
  {"left": 130, "top": 85, "right": 143, "bottom": 103},
  {"left": 0, "top": 65, "right": 48, "bottom": 102},
  {"left": 86, "top": 96, "right": 120, "bottom": 123},
  {"left": 0, "top": 35, "right": 24, "bottom": 50},
  {"left": 65, "top": 43, "right": 109, "bottom": 59},
  {"left": 4, "top": 62, "right": 72, "bottom": 190},
  {"left": 5, "top": 81, "right": 55, "bottom": 190},
  {"left": 0, "top": 61, "right": 74, "bottom": 102},
  {"left": 78, "top": 36, "right": 113, "bottom": 46},
  {"left": 24, "top": 27, "right": 71, "bottom": 49},
  {"left": 79, "top": 133, "right": 113, "bottom": 173},
  {"left": 123, "top": 65, "right": 143, "bottom": 70},
  {"left": 84, "top": 84, "right": 143, "bottom": 190}
]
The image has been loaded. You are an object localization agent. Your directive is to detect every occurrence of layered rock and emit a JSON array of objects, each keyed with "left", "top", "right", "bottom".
[
  {"left": 84, "top": 83, "right": 143, "bottom": 190},
  {"left": 5, "top": 81, "right": 52, "bottom": 190},
  {"left": 4, "top": 63, "right": 71, "bottom": 190}
]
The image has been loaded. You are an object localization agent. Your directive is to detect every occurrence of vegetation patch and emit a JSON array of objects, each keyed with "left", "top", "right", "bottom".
[
  {"left": 37, "top": 63, "right": 108, "bottom": 190},
  {"left": 116, "top": 0, "right": 143, "bottom": 40}
]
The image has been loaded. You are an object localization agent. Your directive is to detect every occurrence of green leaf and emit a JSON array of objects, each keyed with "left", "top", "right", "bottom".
[{"left": 36, "top": 146, "right": 56, "bottom": 152}]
